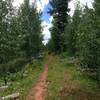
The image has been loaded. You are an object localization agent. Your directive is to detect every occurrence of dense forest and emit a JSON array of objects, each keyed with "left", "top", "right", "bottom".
[
  {"left": 0, "top": 0, "right": 100, "bottom": 100},
  {"left": 47, "top": 0, "right": 100, "bottom": 85},
  {"left": 0, "top": 0, "right": 43, "bottom": 85}
]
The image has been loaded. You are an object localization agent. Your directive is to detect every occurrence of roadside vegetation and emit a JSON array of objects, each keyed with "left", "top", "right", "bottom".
[
  {"left": 47, "top": 0, "right": 100, "bottom": 86},
  {"left": 0, "top": 0, "right": 43, "bottom": 86},
  {"left": 46, "top": 55, "right": 100, "bottom": 100},
  {"left": 0, "top": 0, "right": 100, "bottom": 99},
  {"left": 0, "top": 58, "right": 44, "bottom": 99}
]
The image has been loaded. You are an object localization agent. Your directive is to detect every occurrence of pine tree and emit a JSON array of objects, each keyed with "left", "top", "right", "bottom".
[
  {"left": 65, "top": 2, "right": 82, "bottom": 55},
  {"left": 0, "top": 0, "right": 16, "bottom": 64},
  {"left": 18, "top": 0, "right": 42, "bottom": 57},
  {"left": 0, "top": 0, "right": 43, "bottom": 84},
  {"left": 0, "top": 0, "right": 21, "bottom": 84},
  {"left": 93, "top": 0, "right": 100, "bottom": 85},
  {"left": 48, "top": 0, "right": 70, "bottom": 53},
  {"left": 94, "top": 0, "right": 100, "bottom": 16}
]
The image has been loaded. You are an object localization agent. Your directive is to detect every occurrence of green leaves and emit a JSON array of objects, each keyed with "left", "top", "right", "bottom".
[
  {"left": 0, "top": 0, "right": 43, "bottom": 84},
  {"left": 48, "top": 0, "right": 70, "bottom": 53}
]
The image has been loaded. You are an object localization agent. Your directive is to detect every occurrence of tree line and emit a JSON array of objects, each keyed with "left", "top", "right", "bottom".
[
  {"left": 47, "top": 0, "right": 100, "bottom": 85},
  {"left": 0, "top": 0, "right": 43, "bottom": 84}
]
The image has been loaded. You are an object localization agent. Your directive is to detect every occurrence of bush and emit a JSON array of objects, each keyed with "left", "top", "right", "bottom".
[
  {"left": 7, "top": 58, "right": 27, "bottom": 73},
  {"left": 0, "top": 58, "right": 27, "bottom": 84}
]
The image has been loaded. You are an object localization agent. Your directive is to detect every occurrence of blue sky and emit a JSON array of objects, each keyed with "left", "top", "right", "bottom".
[
  {"left": 41, "top": 1, "right": 52, "bottom": 44},
  {"left": 41, "top": 2, "right": 51, "bottom": 23}
]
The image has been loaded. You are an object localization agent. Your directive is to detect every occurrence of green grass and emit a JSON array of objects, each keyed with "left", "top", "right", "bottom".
[
  {"left": 0, "top": 59, "right": 44, "bottom": 99},
  {"left": 0, "top": 55, "right": 100, "bottom": 100},
  {"left": 45, "top": 55, "right": 100, "bottom": 100}
]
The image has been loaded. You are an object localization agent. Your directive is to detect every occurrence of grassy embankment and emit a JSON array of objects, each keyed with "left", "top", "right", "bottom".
[
  {"left": 0, "top": 54, "right": 100, "bottom": 100},
  {"left": 46, "top": 55, "right": 100, "bottom": 100},
  {"left": 0, "top": 58, "right": 44, "bottom": 99}
]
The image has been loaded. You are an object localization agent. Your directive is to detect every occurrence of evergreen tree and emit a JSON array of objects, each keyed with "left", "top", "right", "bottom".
[
  {"left": 48, "top": 0, "right": 70, "bottom": 53},
  {"left": 18, "top": 0, "right": 42, "bottom": 57},
  {"left": 76, "top": 6, "right": 96, "bottom": 68},
  {"left": 93, "top": 0, "right": 100, "bottom": 84},
  {"left": 46, "top": 38, "right": 55, "bottom": 53},
  {"left": 65, "top": 2, "right": 82, "bottom": 55},
  {"left": 94, "top": 0, "right": 100, "bottom": 16},
  {"left": 0, "top": 0, "right": 16, "bottom": 64},
  {"left": 0, "top": 0, "right": 21, "bottom": 84},
  {"left": 0, "top": 0, "right": 43, "bottom": 84},
  {"left": 75, "top": 4, "right": 100, "bottom": 84}
]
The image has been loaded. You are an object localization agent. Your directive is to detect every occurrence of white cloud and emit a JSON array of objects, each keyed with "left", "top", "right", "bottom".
[
  {"left": 36, "top": 0, "right": 49, "bottom": 12},
  {"left": 41, "top": 21, "right": 52, "bottom": 44},
  {"left": 13, "top": 0, "right": 24, "bottom": 7},
  {"left": 13, "top": 0, "right": 49, "bottom": 12},
  {"left": 41, "top": 15, "right": 53, "bottom": 44},
  {"left": 13, "top": 0, "right": 35, "bottom": 7},
  {"left": 49, "top": 16, "right": 53, "bottom": 22},
  {"left": 40, "top": 0, "right": 49, "bottom": 6},
  {"left": 69, "top": 0, "right": 93, "bottom": 16},
  {"left": 36, "top": 1, "right": 43, "bottom": 12}
]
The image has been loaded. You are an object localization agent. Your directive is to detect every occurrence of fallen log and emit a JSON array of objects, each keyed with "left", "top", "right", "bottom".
[{"left": 0, "top": 93, "right": 20, "bottom": 100}]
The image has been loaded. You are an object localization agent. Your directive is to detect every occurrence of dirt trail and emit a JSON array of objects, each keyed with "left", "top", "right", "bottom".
[{"left": 26, "top": 64, "right": 48, "bottom": 100}]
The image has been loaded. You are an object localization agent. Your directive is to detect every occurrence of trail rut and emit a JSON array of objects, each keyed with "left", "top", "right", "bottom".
[{"left": 26, "top": 64, "right": 48, "bottom": 100}]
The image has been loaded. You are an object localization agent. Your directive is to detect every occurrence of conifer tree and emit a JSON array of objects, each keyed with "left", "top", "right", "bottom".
[
  {"left": 18, "top": 0, "right": 42, "bottom": 57},
  {"left": 0, "top": 0, "right": 43, "bottom": 84},
  {"left": 65, "top": 2, "right": 82, "bottom": 55},
  {"left": 49, "top": 0, "right": 70, "bottom": 53},
  {"left": 93, "top": 0, "right": 100, "bottom": 84}
]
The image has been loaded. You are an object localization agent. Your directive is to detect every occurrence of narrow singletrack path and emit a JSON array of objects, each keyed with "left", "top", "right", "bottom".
[{"left": 26, "top": 64, "right": 48, "bottom": 100}]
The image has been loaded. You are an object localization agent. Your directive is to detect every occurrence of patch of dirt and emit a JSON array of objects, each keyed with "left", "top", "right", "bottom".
[{"left": 26, "top": 64, "right": 48, "bottom": 100}]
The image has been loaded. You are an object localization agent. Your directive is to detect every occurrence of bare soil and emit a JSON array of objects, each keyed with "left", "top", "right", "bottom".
[{"left": 26, "top": 64, "right": 48, "bottom": 100}]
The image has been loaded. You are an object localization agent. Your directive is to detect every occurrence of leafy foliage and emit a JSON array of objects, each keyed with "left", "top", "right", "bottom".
[
  {"left": 48, "top": 0, "right": 71, "bottom": 53},
  {"left": 48, "top": 1, "right": 100, "bottom": 85},
  {"left": 0, "top": 0, "right": 43, "bottom": 84}
]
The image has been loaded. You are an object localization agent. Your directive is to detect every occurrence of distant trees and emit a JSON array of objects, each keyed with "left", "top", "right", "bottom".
[
  {"left": 48, "top": 0, "right": 100, "bottom": 85},
  {"left": 93, "top": 0, "right": 100, "bottom": 84},
  {"left": 18, "top": 0, "right": 42, "bottom": 57},
  {"left": 0, "top": 0, "right": 20, "bottom": 64},
  {"left": 65, "top": 2, "right": 82, "bottom": 56},
  {"left": 74, "top": 1, "right": 100, "bottom": 84},
  {"left": 48, "top": 0, "right": 71, "bottom": 53},
  {"left": 65, "top": 1, "right": 100, "bottom": 84},
  {"left": 0, "top": 0, "right": 43, "bottom": 84},
  {"left": 0, "top": 0, "right": 21, "bottom": 84}
]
